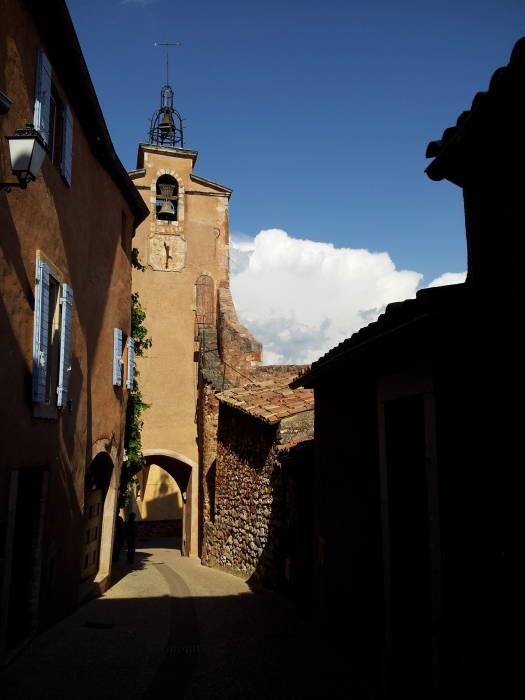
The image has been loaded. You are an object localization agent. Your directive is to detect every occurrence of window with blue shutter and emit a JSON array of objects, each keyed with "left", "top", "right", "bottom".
[
  {"left": 32, "top": 258, "right": 50, "bottom": 402},
  {"left": 33, "top": 49, "right": 52, "bottom": 145},
  {"left": 113, "top": 329, "right": 123, "bottom": 386},
  {"left": 61, "top": 104, "right": 73, "bottom": 186},
  {"left": 57, "top": 284, "right": 74, "bottom": 407},
  {"left": 33, "top": 49, "right": 75, "bottom": 182},
  {"left": 126, "top": 338, "right": 135, "bottom": 390}
]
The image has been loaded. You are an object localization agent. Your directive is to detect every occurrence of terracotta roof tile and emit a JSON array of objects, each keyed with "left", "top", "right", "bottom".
[{"left": 217, "top": 374, "right": 314, "bottom": 424}]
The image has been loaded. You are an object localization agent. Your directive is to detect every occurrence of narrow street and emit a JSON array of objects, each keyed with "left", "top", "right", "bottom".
[{"left": 0, "top": 540, "right": 327, "bottom": 700}]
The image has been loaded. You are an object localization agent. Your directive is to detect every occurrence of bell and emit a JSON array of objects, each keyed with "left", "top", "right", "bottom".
[
  {"left": 159, "top": 113, "right": 175, "bottom": 133},
  {"left": 158, "top": 182, "right": 175, "bottom": 198},
  {"left": 157, "top": 199, "right": 176, "bottom": 220}
]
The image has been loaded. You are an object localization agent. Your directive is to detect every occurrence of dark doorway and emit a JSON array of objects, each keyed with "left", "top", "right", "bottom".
[
  {"left": 80, "top": 453, "right": 112, "bottom": 581},
  {"left": 384, "top": 394, "right": 432, "bottom": 697},
  {"left": 4, "top": 468, "right": 47, "bottom": 653}
]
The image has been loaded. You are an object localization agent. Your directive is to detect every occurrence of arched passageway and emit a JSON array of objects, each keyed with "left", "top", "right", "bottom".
[
  {"left": 80, "top": 452, "right": 114, "bottom": 582},
  {"left": 130, "top": 450, "right": 197, "bottom": 556},
  {"left": 135, "top": 465, "right": 183, "bottom": 524}
]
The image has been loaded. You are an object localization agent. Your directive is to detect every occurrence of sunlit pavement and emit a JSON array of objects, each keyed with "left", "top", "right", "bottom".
[{"left": 0, "top": 539, "right": 323, "bottom": 699}]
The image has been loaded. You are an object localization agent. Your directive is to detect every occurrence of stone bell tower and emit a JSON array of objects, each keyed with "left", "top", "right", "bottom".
[{"left": 129, "top": 79, "right": 232, "bottom": 556}]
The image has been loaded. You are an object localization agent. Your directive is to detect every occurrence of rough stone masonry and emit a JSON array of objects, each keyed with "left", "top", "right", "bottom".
[{"left": 201, "top": 371, "right": 313, "bottom": 589}]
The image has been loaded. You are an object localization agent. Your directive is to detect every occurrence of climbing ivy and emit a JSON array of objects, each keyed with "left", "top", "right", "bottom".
[{"left": 119, "top": 250, "right": 152, "bottom": 508}]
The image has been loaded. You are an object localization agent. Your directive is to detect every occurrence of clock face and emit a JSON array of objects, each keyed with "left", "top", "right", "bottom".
[{"left": 149, "top": 234, "right": 187, "bottom": 271}]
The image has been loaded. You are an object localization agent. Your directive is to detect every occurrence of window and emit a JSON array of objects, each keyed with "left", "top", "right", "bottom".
[
  {"left": 33, "top": 49, "right": 73, "bottom": 186},
  {"left": 32, "top": 255, "right": 74, "bottom": 417},
  {"left": 155, "top": 175, "right": 178, "bottom": 221},
  {"left": 113, "top": 330, "right": 134, "bottom": 389},
  {"left": 126, "top": 337, "right": 135, "bottom": 390},
  {"left": 113, "top": 329, "right": 123, "bottom": 386},
  {"left": 48, "top": 85, "right": 65, "bottom": 166}
]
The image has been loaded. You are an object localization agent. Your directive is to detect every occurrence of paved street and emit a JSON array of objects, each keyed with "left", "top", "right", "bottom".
[{"left": 0, "top": 539, "right": 328, "bottom": 700}]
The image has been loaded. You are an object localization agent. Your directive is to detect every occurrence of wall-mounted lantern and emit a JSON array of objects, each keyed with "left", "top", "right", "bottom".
[{"left": 1, "top": 124, "right": 47, "bottom": 193}]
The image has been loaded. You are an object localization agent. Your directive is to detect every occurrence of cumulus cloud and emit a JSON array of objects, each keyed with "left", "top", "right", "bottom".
[
  {"left": 230, "top": 229, "right": 424, "bottom": 365},
  {"left": 427, "top": 271, "right": 467, "bottom": 287}
]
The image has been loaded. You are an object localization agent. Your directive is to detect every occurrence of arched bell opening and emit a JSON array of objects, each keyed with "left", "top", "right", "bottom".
[
  {"left": 155, "top": 174, "right": 178, "bottom": 222},
  {"left": 80, "top": 452, "right": 113, "bottom": 581}
]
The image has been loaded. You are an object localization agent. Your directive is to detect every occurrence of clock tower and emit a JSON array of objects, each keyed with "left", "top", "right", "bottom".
[{"left": 129, "top": 81, "right": 232, "bottom": 556}]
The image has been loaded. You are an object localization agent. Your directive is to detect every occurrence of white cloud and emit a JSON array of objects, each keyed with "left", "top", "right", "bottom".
[
  {"left": 230, "top": 228, "right": 424, "bottom": 365},
  {"left": 427, "top": 271, "right": 467, "bottom": 287}
]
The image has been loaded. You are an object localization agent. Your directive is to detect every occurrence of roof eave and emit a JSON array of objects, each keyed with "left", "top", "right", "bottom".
[
  {"left": 190, "top": 173, "right": 233, "bottom": 196},
  {"left": 24, "top": 0, "right": 149, "bottom": 227},
  {"left": 137, "top": 143, "right": 199, "bottom": 167}
]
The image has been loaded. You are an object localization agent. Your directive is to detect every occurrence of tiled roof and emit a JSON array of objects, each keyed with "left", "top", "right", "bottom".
[
  {"left": 292, "top": 283, "right": 466, "bottom": 387},
  {"left": 217, "top": 377, "right": 314, "bottom": 424},
  {"left": 425, "top": 37, "right": 525, "bottom": 180}
]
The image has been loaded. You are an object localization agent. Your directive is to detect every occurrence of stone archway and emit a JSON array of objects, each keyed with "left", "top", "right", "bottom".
[
  {"left": 136, "top": 450, "right": 198, "bottom": 556},
  {"left": 80, "top": 451, "right": 115, "bottom": 583}
]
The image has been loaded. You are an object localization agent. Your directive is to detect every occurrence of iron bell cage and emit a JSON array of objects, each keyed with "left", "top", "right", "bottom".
[{"left": 149, "top": 85, "right": 184, "bottom": 148}]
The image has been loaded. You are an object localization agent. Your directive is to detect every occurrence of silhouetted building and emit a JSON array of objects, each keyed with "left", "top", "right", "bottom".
[
  {"left": 0, "top": 0, "right": 147, "bottom": 662},
  {"left": 292, "top": 37, "right": 525, "bottom": 699}
]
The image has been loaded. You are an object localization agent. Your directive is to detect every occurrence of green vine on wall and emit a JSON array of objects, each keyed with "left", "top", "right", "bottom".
[{"left": 119, "top": 249, "right": 152, "bottom": 508}]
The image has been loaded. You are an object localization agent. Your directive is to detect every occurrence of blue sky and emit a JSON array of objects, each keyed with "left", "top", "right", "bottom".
[{"left": 67, "top": 0, "right": 525, "bottom": 362}]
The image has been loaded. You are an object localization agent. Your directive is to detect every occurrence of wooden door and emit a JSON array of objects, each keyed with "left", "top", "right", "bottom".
[
  {"left": 196, "top": 275, "right": 214, "bottom": 325},
  {"left": 80, "top": 489, "right": 103, "bottom": 579}
]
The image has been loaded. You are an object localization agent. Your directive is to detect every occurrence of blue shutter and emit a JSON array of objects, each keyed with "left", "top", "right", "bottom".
[
  {"left": 57, "top": 284, "right": 73, "bottom": 407},
  {"left": 32, "top": 258, "right": 50, "bottom": 402},
  {"left": 126, "top": 338, "right": 135, "bottom": 390},
  {"left": 33, "top": 49, "right": 52, "bottom": 145},
  {"left": 61, "top": 104, "right": 73, "bottom": 186},
  {"left": 113, "top": 329, "right": 123, "bottom": 386}
]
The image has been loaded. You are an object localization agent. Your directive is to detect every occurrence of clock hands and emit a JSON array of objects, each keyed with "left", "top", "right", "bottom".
[{"left": 164, "top": 241, "right": 173, "bottom": 269}]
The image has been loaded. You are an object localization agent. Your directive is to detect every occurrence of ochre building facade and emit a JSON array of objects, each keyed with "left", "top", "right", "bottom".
[
  {"left": 0, "top": 0, "right": 147, "bottom": 663},
  {"left": 129, "top": 142, "right": 260, "bottom": 555}
]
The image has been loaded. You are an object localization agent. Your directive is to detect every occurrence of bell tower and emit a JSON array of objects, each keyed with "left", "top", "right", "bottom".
[
  {"left": 148, "top": 83, "right": 184, "bottom": 148},
  {"left": 128, "top": 72, "right": 231, "bottom": 556}
]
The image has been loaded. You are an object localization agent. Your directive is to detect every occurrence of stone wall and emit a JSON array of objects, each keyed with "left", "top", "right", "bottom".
[
  {"left": 217, "top": 287, "right": 262, "bottom": 384},
  {"left": 279, "top": 410, "right": 314, "bottom": 444},
  {"left": 201, "top": 404, "right": 284, "bottom": 586},
  {"left": 201, "top": 402, "right": 314, "bottom": 592},
  {"left": 197, "top": 293, "right": 312, "bottom": 583},
  {"left": 198, "top": 378, "right": 220, "bottom": 531}
]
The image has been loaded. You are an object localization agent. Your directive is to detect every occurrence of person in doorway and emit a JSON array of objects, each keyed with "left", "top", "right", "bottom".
[
  {"left": 113, "top": 514, "right": 124, "bottom": 561},
  {"left": 125, "top": 512, "right": 137, "bottom": 563}
]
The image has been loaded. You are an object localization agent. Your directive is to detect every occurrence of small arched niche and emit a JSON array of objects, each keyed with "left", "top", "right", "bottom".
[{"left": 196, "top": 275, "right": 215, "bottom": 325}]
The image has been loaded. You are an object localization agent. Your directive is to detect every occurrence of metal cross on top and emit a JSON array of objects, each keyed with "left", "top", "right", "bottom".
[{"left": 154, "top": 41, "right": 182, "bottom": 87}]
